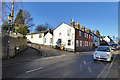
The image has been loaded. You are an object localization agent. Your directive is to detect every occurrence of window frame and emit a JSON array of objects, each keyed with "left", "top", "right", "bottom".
[
  {"left": 68, "top": 40, "right": 71, "bottom": 46},
  {"left": 76, "top": 40, "right": 79, "bottom": 47},
  {"left": 79, "top": 31, "right": 81, "bottom": 37},
  {"left": 80, "top": 40, "right": 82, "bottom": 47}
]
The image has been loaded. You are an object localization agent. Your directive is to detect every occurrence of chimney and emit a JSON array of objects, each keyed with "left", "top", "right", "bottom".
[
  {"left": 92, "top": 30, "right": 94, "bottom": 33},
  {"left": 70, "top": 19, "right": 75, "bottom": 27},
  {"left": 75, "top": 22, "right": 79, "bottom": 29},
  {"left": 80, "top": 25, "right": 85, "bottom": 31},
  {"left": 48, "top": 28, "right": 51, "bottom": 33}
]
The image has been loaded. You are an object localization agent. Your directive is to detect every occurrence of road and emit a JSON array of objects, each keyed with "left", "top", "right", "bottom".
[{"left": 2, "top": 46, "right": 120, "bottom": 79}]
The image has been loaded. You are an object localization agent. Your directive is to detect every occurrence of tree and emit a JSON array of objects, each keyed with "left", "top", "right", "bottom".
[
  {"left": 14, "top": 9, "right": 24, "bottom": 25},
  {"left": 96, "top": 30, "right": 100, "bottom": 37},
  {"left": 1, "top": 21, "right": 9, "bottom": 32},
  {"left": 16, "top": 24, "right": 30, "bottom": 35},
  {"left": 35, "top": 25, "right": 47, "bottom": 32},
  {"left": 45, "top": 22, "right": 54, "bottom": 30},
  {"left": 23, "top": 10, "right": 34, "bottom": 28}
]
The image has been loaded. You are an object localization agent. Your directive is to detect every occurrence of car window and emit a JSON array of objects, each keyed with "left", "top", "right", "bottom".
[{"left": 97, "top": 47, "right": 110, "bottom": 52}]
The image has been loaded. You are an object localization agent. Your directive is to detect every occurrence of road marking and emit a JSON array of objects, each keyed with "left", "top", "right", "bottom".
[
  {"left": 25, "top": 67, "right": 44, "bottom": 73},
  {"left": 96, "top": 54, "right": 117, "bottom": 79}
]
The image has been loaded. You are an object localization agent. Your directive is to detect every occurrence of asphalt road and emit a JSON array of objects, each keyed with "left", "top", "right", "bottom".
[{"left": 2, "top": 47, "right": 119, "bottom": 79}]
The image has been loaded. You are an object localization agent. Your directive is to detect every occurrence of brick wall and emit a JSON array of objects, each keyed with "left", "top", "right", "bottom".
[{"left": 75, "top": 29, "right": 93, "bottom": 52}]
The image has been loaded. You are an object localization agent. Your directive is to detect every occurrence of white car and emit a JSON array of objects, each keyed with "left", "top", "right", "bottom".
[{"left": 93, "top": 46, "right": 113, "bottom": 62}]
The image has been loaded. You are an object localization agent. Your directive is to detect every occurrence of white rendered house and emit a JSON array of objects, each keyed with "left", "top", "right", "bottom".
[
  {"left": 44, "top": 32, "right": 53, "bottom": 46},
  {"left": 26, "top": 31, "right": 47, "bottom": 44},
  {"left": 103, "top": 36, "right": 113, "bottom": 45},
  {"left": 53, "top": 23, "right": 75, "bottom": 51},
  {"left": 26, "top": 30, "right": 53, "bottom": 46}
]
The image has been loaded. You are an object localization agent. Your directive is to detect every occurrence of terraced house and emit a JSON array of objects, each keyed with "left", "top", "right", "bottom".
[
  {"left": 53, "top": 19, "right": 100, "bottom": 52},
  {"left": 26, "top": 19, "right": 100, "bottom": 52}
]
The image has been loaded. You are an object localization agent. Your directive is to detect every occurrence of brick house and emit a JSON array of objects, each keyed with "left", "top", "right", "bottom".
[{"left": 75, "top": 29, "right": 93, "bottom": 52}]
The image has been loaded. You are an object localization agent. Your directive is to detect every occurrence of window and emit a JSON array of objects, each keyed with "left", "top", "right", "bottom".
[
  {"left": 87, "top": 41, "right": 88, "bottom": 46},
  {"left": 31, "top": 35, "right": 33, "bottom": 39},
  {"left": 80, "top": 40, "right": 82, "bottom": 46},
  {"left": 89, "top": 35, "right": 90, "bottom": 39},
  {"left": 76, "top": 40, "right": 79, "bottom": 46},
  {"left": 67, "top": 29, "right": 71, "bottom": 36},
  {"left": 85, "top": 41, "right": 86, "bottom": 46},
  {"left": 79, "top": 31, "right": 81, "bottom": 37},
  {"left": 59, "top": 33, "right": 61, "bottom": 36},
  {"left": 84, "top": 33, "right": 86, "bottom": 38},
  {"left": 68, "top": 40, "right": 71, "bottom": 46},
  {"left": 87, "top": 34, "right": 88, "bottom": 38},
  {"left": 50, "top": 38, "right": 52, "bottom": 43},
  {"left": 39, "top": 34, "right": 42, "bottom": 38}
]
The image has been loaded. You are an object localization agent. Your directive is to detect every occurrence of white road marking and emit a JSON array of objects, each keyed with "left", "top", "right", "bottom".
[
  {"left": 103, "top": 54, "right": 117, "bottom": 79},
  {"left": 25, "top": 67, "right": 44, "bottom": 73},
  {"left": 96, "top": 54, "right": 117, "bottom": 79},
  {"left": 97, "top": 62, "right": 110, "bottom": 78}
]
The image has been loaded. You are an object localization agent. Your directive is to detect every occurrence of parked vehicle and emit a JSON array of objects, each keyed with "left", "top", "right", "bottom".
[
  {"left": 110, "top": 44, "right": 118, "bottom": 50},
  {"left": 93, "top": 46, "right": 113, "bottom": 62}
]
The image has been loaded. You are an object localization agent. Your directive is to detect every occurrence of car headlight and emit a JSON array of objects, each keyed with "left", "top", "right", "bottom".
[{"left": 107, "top": 53, "right": 110, "bottom": 56}]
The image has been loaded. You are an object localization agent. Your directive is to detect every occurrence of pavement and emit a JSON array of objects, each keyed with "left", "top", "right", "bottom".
[{"left": 2, "top": 45, "right": 120, "bottom": 79}]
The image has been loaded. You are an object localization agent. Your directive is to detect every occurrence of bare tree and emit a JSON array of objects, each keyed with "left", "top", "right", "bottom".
[{"left": 23, "top": 10, "right": 34, "bottom": 28}]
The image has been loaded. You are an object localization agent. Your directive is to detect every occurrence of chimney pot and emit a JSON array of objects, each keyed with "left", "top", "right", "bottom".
[
  {"left": 70, "top": 19, "right": 75, "bottom": 27},
  {"left": 75, "top": 22, "right": 79, "bottom": 29}
]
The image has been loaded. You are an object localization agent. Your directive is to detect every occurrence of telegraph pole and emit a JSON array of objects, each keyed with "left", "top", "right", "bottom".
[
  {"left": 7, "top": 0, "right": 14, "bottom": 58},
  {"left": 11, "top": 0, "right": 14, "bottom": 23}
]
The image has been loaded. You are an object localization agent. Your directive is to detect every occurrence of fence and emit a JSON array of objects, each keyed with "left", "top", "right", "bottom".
[{"left": 2, "top": 36, "right": 27, "bottom": 59}]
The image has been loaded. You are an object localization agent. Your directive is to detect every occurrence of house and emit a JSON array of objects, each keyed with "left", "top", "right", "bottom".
[
  {"left": 26, "top": 30, "right": 53, "bottom": 46},
  {"left": 44, "top": 29, "right": 53, "bottom": 46},
  {"left": 53, "top": 22, "right": 75, "bottom": 51},
  {"left": 53, "top": 19, "right": 99, "bottom": 52},
  {"left": 102, "top": 36, "right": 114, "bottom": 45},
  {"left": 91, "top": 31, "right": 100, "bottom": 48}
]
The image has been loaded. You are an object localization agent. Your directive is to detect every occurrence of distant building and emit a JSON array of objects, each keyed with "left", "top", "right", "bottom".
[
  {"left": 102, "top": 36, "right": 114, "bottom": 45},
  {"left": 26, "top": 30, "right": 53, "bottom": 46}
]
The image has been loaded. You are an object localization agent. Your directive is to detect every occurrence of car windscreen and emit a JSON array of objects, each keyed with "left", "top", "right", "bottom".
[{"left": 97, "top": 47, "right": 110, "bottom": 52}]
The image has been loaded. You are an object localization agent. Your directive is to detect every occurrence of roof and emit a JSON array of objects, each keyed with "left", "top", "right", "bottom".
[
  {"left": 27, "top": 30, "right": 48, "bottom": 35},
  {"left": 54, "top": 22, "right": 100, "bottom": 38},
  {"left": 54, "top": 22, "right": 73, "bottom": 31}
]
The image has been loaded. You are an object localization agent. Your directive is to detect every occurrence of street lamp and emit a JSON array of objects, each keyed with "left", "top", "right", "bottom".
[{"left": 7, "top": 13, "right": 13, "bottom": 58}]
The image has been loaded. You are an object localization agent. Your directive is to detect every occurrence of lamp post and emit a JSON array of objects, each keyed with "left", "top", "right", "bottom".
[{"left": 7, "top": 13, "right": 13, "bottom": 58}]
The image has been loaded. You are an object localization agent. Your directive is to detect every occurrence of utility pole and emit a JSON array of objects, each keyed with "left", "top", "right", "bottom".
[
  {"left": 11, "top": 0, "right": 14, "bottom": 24},
  {"left": 7, "top": 0, "right": 14, "bottom": 58}
]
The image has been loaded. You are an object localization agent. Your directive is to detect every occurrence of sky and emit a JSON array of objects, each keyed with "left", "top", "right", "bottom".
[{"left": 21, "top": 2, "right": 118, "bottom": 38}]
